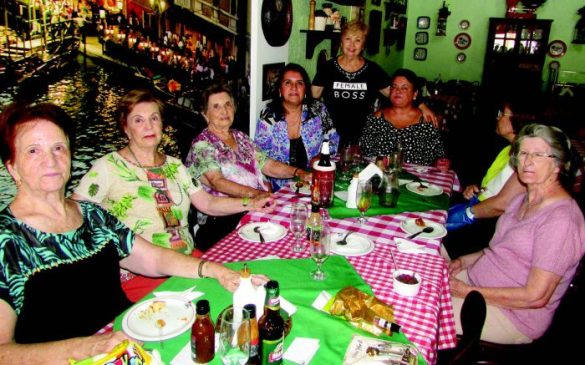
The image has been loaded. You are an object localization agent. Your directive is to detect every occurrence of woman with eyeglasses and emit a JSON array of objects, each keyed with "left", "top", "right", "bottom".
[
  {"left": 358, "top": 68, "right": 445, "bottom": 166},
  {"left": 448, "top": 123, "right": 585, "bottom": 344}
]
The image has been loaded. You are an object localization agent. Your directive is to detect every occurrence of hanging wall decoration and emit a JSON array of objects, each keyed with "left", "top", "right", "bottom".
[
  {"left": 261, "top": 0, "right": 293, "bottom": 47},
  {"left": 436, "top": 1, "right": 451, "bottom": 36},
  {"left": 574, "top": 6, "right": 585, "bottom": 44}
]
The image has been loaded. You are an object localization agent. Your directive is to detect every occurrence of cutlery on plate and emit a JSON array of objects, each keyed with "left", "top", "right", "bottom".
[
  {"left": 336, "top": 231, "right": 354, "bottom": 245},
  {"left": 407, "top": 226, "right": 434, "bottom": 239},
  {"left": 253, "top": 226, "right": 266, "bottom": 243},
  {"left": 295, "top": 181, "right": 303, "bottom": 194}
]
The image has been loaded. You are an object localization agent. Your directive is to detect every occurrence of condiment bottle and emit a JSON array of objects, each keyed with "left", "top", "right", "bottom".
[
  {"left": 258, "top": 280, "right": 284, "bottom": 365},
  {"left": 191, "top": 299, "right": 215, "bottom": 364},
  {"left": 306, "top": 203, "right": 322, "bottom": 244},
  {"left": 245, "top": 304, "right": 260, "bottom": 365},
  {"left": 233, "top": 263, "right": 262, "bottom": 322},
  {"left": 311, "top": 141, "right": 336, "bottom": 207},
  {"left": 346, "top": 173, "right": 359, "bottom": 208}
]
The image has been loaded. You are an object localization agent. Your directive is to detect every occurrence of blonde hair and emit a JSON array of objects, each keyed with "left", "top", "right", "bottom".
[{"left": 341, "top": 20, "right": 368, "bottom": 39}]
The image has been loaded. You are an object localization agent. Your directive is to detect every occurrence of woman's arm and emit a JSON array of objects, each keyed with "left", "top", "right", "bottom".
[
  {"left": 450, "top": 267, "right": 561, "bottom": 309},
  {"left": 311, "top": 85, "right": 324, "bottom": 99},
  {"left": 0, "top": 300, "right": 131, "bottom": 364},
  {"left": 190, "top": 189, "right": 273, "bottom": 217},
  {"left": 203, "top": 169, "right": 267, "bottom": 198},
  {"left": 470, "top": 173, "right": 526, "bottom": 219},
  {"left": 120, "top": 235, "right": 268, "bottom": 291},
  {"left": 261, "top": 159, "right": 311, "bottom": 183}
]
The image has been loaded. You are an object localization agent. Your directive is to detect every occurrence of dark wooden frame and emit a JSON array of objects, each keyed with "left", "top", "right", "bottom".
[{"left": 262, "top": 62, "right": 285, "bottom": 101}]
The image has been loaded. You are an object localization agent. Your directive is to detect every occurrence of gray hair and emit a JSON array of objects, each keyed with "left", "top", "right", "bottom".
[{"left": 510, "top": 123, "right": 573, "bottom": 176}]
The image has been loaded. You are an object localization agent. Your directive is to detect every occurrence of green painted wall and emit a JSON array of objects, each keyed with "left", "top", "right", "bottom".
[{"left": 289, "top": 0, "right": 585, "bottom": 86}]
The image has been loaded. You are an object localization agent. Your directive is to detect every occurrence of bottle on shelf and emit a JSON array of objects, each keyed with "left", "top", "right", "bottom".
[
  {"left": 309, "top": 0, "right": 316, "bottom": 30},
  {"left": 191, "top": 299, "right": 215, "bottom": 364},
  {"left": 244, "top": 304, "right": 260, "bottom": 365},
  {"left": 311, "top": 140, "right": 336, "bottom": 208},
  {"left": 258, "top": 280, "right": 285, "bottom": 365}
]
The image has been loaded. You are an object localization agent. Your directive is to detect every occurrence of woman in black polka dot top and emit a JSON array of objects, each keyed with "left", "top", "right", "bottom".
[{"left": 359, "top": 69, "right": 445, "bottom": 166}]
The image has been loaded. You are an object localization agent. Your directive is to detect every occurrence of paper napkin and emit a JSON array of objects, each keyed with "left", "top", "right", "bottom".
[
  {"left": 283, "top": 337, "right": 320, "bottom": 365},
  {"left": 153, "top": 285, "right": 204, "bottom": 302},
  {"left": 394, "top": 238, "right": 437, "bottom": 255}
]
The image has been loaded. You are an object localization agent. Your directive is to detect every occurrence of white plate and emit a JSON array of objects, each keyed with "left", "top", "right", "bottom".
[
  {"left": 122, "top": 298, "right": 195, "bottom": 341},
  {"left": 288, "top": 181, "right": 311, "bottom": 195},
  {"left": 334, "top": 191, "right": 348, "bottom": 201},
  {"left": 405, "top": 182, "right": 443, "bottom": 196},
  {"left": 331, "top": 233, "right": 375, "bottom": 257},
  {"left": 238, "top": 222, "right": 287, "bottom": 243},
  {"left": 400, "top": 218, "right": 447, "bottom": 239}
]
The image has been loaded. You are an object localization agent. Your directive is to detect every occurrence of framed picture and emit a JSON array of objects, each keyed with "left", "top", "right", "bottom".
[
  {"left": 417, "top": 16, "right": 430, "bottom": 30},
  {"left": 262, "top": 62, "right": 284, "bottom": 101},
  {"left": 414, "top": 47, "right": 427, "bottom": 61},
  {"left": 415, "top": 32, "right": 428, "bottom": 45},
  {"left": 454, "top": 33, "right": 472, "bottom": 50}
]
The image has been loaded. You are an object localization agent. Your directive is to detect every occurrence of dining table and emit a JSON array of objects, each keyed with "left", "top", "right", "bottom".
[{"left": 112, "top": 163, "right": 460, "bottom": 365}]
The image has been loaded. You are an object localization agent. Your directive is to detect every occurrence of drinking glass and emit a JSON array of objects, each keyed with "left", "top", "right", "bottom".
[
  {"left": 339, "top": 145, "right": 353, "bottom": 181},
  {"left": 217, "top": 307, "right": 250, "bottom": 365},
  {"left": 356, "top": 180, "right": 372, "bottom": 224},
  {"left": 289, "top": 203, "right": 308, "bottom": 253},
  {"left": 309, "top": 222, "right": 331, "bottom": 281}
]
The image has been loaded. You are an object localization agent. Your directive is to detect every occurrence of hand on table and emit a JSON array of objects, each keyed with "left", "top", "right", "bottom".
[
  {"left": 84, "top": 331, "right": 135, "bottom": 359},
  {"left": 249, "top": 195, "right": 276, "bottom": 213},
  {"left": 297, "top": 170, "right": 312, "bottom": 184},
  {"left": 449, "top": 275, "right": 472, "bottom": 299},
  {"left": 448, "top": 258, "right": 464, "bottom": 277}
]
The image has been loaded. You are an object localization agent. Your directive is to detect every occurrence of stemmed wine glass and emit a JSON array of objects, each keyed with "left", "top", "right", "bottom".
[
  {"left": 339, "top": 145, "right": 353, "bottom": 181},
  {"left": 217, "top": 307, "right": 250, "bottom": 365},
  {"left": 309, "top": 222, "right": 331, "bottom": 281},
  {"left": 356, "top": 180, "right": 372, "bottom": 224},
  {"left": 289, "top": 203, "right": 308, "bottom": 253}
]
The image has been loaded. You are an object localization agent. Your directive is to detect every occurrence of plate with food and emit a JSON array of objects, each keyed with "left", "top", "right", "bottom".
[
  {"left": 289, "top": 180, "right": 311, "bottom": 195},
  {"left": 238, "top": 222, "right": 287, "bottom": 243},
  {"left": 405, "top": 182, "right": 443, "bottom": 196},
  {"left": 331, "top": 232, "right": 375, "bottom": 257},
  {"left": 400, "top": 217, "right": 447, "bottom": 239},
  {"left": 122, "top": 298, "right": 196, "bottom": 341}
]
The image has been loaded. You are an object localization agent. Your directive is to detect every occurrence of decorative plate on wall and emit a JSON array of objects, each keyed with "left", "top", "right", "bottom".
[
  {"left": 417, "top": 16, "right": 430, "bottom": 30},
  {"left": 415, "top": 32, "right": 429, "bottom": 45},
  {"left": 548, "top": 40, "right": 567, "bottom": 58},
  {"left": 261, "top": 0, "right": 293, "bottom": 47},
  {"left": 454, "top": 33, "right": 472, "bottom": 50},
  {"left": 456, "top": 52, "right": 466, "bottom": 63},
  {"left": 459, "top": 19, "right": 470, "bottom": 30},
  {"left": 414, "top": 47, "right": 427, "bottom": 61}
]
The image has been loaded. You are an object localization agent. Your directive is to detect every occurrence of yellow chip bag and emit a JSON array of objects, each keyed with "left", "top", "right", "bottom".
[{"left": 69, "top": 340, "right": 160, "bottom": 365}]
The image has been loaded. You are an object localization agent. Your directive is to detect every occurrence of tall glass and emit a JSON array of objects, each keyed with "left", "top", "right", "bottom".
[
  {"left": 339, "top": 145, "right": 353, "bottom": 181},
  {"left": 356, "top": 180, "right": 372, "bottom": 224},
  {"left": 309, "top": 221, "right": 330, "bottom": 281},
  {"left": 289, "top": 203, "right": 308, "bottom": 253},
  {"left": 217, "top": 307, "right": 250, "bottom": 365}
]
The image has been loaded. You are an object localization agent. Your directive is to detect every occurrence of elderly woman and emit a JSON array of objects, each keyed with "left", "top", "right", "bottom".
[
  {"left": 255, "top": 63, "right": 339, "bottom": 190},
  {"left": 359, "top": 68, "right": 446, "bottom": 166},
  {"left": 449, "top": 124, "right": 585, "bottom": 344},
  {"left": 312, "top": 20, "right": 436, "bottom": 145},
  {"left": 185, "top": 84, "right": 310, "bottom": 250},
  {"left": 0, "top": 103, "right": 263, "bottom": 363},
  {"left": 73, "top": 89, "right": 272, "bottom": 301}
]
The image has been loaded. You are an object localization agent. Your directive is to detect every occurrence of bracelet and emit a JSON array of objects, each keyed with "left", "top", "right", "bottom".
[
  {"left": 293, "top": 168, "right": 299, "bottom": 177},
  {"left": 465, "top": 206, "right": 476, "bottom": 220},
  {"left": 198, "top": 260, "right": 208, "bottom": 278},
  {"left": 242, "top": 196, "right": 250, "bottom": 207}
]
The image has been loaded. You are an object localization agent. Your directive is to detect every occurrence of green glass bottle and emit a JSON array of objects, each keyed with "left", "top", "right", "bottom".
[{"left": 258, "top": 280, "right": 284, "bottom": 365}]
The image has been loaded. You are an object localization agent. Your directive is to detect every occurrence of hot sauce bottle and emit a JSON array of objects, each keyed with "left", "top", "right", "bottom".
[{"left": 191, "top": 299, "right": 215, "bottom": 363}]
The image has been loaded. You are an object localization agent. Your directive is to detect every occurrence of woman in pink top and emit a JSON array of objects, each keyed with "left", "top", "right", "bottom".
[{"left": 448, "top": 124, "right": 585, "bottom": 344}]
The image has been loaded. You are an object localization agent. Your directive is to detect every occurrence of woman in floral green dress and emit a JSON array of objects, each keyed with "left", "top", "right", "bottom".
[{"left": 73, "top": 89, "right": 273, "bottom": 301}]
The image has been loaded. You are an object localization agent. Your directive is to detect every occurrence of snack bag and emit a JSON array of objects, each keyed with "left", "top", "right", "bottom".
[
  {"left": 69, "top": 340, "right": 161, "bottom": 365},
  {"left": 327, "top": 286, "right": 397, "bottom": 336}
]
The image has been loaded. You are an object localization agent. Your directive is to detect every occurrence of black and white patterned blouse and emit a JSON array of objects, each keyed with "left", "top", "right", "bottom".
[{"left": 359, "top": 114, "right": 445, "bottom": 166}]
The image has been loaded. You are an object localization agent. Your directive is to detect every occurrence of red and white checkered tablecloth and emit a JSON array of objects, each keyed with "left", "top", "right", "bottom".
[{"left": 202, "top": 166, "right": 459, "bottom": 365}]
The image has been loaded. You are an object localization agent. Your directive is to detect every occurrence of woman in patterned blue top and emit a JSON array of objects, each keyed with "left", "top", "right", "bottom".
[{"left": 0, "top": 103, "right": 266, "bottom": 363}]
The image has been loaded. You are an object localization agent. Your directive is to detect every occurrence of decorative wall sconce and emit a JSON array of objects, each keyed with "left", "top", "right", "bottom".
[
  {"left": 574, "top": 6, "right": 585, "bottom": 44},
  {"left": 436, "top": 1, "right": 451, "bottom": 36}
]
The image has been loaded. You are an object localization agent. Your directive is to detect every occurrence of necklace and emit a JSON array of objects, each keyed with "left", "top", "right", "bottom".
[{"left": 127, "top": 146, "right": 184, "bottom": 206}]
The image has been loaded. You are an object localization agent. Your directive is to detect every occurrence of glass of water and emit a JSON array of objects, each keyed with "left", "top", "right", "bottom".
[
  {"left": 290, "top": 202, "right": 308, "bottom": 253},
  {"left": 217, "top": 307, "right": 250, "bottom": 365}
]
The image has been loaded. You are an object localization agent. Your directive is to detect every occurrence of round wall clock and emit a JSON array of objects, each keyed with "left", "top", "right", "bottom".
[
  {"left": 548, "top": 40, "right": 567, "bottom": 58},
  {"left": 454, "top": 33, "right": 472, "bottom": 50},
  {"left": 261, "top": 0, "right": 293, "bottom": 47}
]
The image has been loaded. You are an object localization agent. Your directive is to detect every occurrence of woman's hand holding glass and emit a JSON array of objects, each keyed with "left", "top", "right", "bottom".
[{"left": 289, "top": 203, "right": 308, "bottom": 253}]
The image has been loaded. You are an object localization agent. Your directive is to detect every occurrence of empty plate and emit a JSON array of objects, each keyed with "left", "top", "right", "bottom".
[
  {"left": 238, "top": 222, "right": 287, "bottom": 243},
  {"left": 400, "top": 218, "right": 447, "bottom": 239},
  {"left": 405, "top": 182, "right": 443, "bottom": 196},
  {"left": 331, "top": 233, "right": 375, "bottom": 257}
]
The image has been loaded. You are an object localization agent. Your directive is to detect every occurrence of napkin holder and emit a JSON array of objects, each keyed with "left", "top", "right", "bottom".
[{"left": 346, "top": 163, "right": 384, "bottom": 208}]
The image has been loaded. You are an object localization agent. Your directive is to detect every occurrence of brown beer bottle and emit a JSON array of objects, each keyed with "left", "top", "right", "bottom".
[
  {"left": 244, "top": 304, "right": 260, "bottom": 365},
  {"left": 191, "top": 299, "right": 215, "bottom": 364},
  {"left": 258, "top": 280, "right": 284, "bottom": 365}
]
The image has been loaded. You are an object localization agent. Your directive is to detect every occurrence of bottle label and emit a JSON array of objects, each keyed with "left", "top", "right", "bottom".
[
  {"left": 306, "top": 226, "right": 321, "bottom": 242},
  {"left": 261, "top": 337, "right": 283, "bottom": 364},
  {"left": 250, "top": 337, "right": 259, "bottom": 359}
]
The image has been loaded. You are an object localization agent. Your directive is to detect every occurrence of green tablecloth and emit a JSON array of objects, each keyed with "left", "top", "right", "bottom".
[
  {"left": 329, "top": 173, "right": 449, "bottom": 219},
  {"left": 114, "top": 256, "right": 427, "bottom": 365}
]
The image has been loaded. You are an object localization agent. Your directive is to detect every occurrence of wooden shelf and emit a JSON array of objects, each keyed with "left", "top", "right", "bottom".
[{"left": 300, "top": 30, "right": 341, "bottom": 59}]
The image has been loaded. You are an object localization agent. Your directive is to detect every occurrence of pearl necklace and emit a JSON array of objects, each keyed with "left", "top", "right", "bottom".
[{"left": 127, "top": 146, "right": 184, "bottom": 206}]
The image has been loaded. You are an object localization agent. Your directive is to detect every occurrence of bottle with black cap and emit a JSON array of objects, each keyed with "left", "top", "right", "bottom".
[{"left": 191, "top": 299, "right": 215, "bottom": 363}]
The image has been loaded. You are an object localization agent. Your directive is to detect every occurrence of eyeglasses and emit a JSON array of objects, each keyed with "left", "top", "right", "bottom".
[
  {"left": 517, "top": 151, "right": 557, "bottom": 162},
  {"left": 496, "top": 110, "right": 513, "bottom": 119}
]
